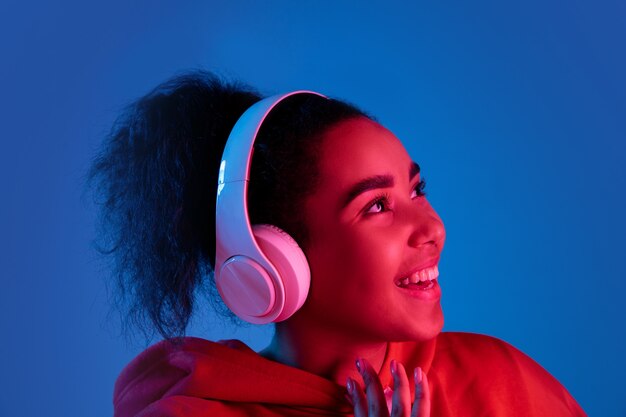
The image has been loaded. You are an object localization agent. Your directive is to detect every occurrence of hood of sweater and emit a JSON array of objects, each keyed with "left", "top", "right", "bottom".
[{"left": 113, "top": 336, "right": 438, "bottom": 417}]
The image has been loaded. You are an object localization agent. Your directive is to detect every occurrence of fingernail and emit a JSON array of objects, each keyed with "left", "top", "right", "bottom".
[
  {"left": 414, "top": 367, "right": 423, "bottom": 384},
  {"left": 346, "top": 377, "right": 354, "bottom": 394},
  {"left": 355, "top": 358, "right": 362, "bottom": 372},
  {"left": 390, "top": 359, "right": 397, "bottom": 376}
]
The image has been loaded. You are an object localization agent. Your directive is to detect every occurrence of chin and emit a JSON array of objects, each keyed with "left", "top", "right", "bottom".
[
  {"left": 426, "top": 316, "right": 445, "bottom": 340},
  {"left": 397, "top": 311, "right": 444, "bottom": 342}
]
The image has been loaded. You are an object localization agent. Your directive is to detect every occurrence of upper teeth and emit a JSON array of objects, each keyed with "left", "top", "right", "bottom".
[{"left": 396, "top": 265, "right": 439, "bottom": 286}]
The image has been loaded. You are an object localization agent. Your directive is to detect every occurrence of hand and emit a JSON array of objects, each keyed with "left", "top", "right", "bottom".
[{"left": 346, "top": 358, "right": 430, "bottom": 417}]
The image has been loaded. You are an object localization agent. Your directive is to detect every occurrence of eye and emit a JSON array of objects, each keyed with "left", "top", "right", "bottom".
[
  {"left": 364, "top": 180, "right": 427, "bottom": 215},
  {"left": 410, "top": 179, "right": 427, "bottom": 199},
  {"left": 364, "top": 193, "right": 391, "bottom": 214}
]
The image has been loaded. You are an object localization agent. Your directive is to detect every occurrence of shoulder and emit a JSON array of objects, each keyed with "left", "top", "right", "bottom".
[
  {"left": 438, "top": 330, "right": 517, "bottom": 349},
  {"left": 436, "top": 331, "right": 530, "bottom": 360},
  {"left": 113, "top": 337, "right": 253, "bottom": 417},
  {"left": 430, "top": 332, "right": 586, "bottom": 416},
  {"left": 114, "top": 337, "right": 254, "bottom": 394},
  {"left": 112, "top": 337, "right": 351, "bottom": 417},
  {"left": 434, "top": 331, "right": 556, "bottom": 384}
]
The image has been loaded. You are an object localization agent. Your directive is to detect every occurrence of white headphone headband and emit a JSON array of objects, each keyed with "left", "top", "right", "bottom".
[{"left": 215, "top": 91, "right": 326, "bottom": 323}]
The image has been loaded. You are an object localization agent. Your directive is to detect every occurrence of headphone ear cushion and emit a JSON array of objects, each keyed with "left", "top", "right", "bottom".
[{"left": 252, "top": 224, "right": 311, "bottom": 321}]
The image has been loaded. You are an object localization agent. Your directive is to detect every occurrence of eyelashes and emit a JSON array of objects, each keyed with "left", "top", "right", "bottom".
[
  {"left": 364, "top": 179, "right": 427, "bottom": 214},
  {"left": 411, "top": 179, "right": 427, "bottom": 199}
]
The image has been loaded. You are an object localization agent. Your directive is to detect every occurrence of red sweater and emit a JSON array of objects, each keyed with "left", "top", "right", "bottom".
[{"left": 113, "top": 332, "right": 586, "bottom": 416}]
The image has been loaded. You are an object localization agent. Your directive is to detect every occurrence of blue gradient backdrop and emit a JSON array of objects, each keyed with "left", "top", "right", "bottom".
[{"left": 1, "top": 1, "right": 624, "bottom": 416}]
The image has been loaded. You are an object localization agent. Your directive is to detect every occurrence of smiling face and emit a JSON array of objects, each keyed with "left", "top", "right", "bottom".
[{"left": 293, "top": 116, "right": 446, "bottom": 343}]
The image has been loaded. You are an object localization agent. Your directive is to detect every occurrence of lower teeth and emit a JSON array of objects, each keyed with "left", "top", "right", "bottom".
[
  {"left": 418, "top": 280, "right": 434, "bottom": 289},
  {"left": 398, "top": 279, "right": 436, "bottom": 289}
]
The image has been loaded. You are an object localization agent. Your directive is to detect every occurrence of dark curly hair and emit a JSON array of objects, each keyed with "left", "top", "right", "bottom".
[{"left": 88, "top": 71, "right": 369, "bottom": 340}]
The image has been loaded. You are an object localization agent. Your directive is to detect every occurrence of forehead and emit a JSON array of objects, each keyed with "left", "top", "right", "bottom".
[{"left": 317, "top": 117, "right": 412, "bottom": 183}]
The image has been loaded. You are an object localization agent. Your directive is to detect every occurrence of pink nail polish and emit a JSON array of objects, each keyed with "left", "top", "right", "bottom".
[
  {"left": 390, "top": 359, "right": 397, "bottom": 375},
  {"left": 355, "top": 358, "right": 362, "bottom": 372},
  {"left": 346, "top": 378, "right": 354, "bottom": 393},
  {"left": 414, "top": 367, "right": 423, "bottom": 384}
]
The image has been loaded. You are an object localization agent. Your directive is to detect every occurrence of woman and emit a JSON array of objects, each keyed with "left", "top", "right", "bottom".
[{"left": 91, "top": 71, "right": 586, "bottom": 416}]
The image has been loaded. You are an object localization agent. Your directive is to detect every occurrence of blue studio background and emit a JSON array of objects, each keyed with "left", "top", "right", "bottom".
[{"left": 1, "top": 1, "right": 624, "bottom": 416}]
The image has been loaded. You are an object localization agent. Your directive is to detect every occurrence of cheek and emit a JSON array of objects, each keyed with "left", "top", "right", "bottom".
[{"left": 307, "top": 225, "right": 403, "bottom": 293}]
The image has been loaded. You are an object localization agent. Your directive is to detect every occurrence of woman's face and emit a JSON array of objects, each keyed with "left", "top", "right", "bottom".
[{"left": 296, "top": 117, "right": 446, "bottom": 343}]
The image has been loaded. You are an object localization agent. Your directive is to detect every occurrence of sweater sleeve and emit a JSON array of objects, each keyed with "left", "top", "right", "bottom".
[{"left": 429, "top": 332, "right": 587, "bottom": 417}]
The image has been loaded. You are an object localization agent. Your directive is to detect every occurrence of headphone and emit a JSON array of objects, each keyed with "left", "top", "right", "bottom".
[{"left": 215, "top": 91, "right": 326, "bottom": 324}]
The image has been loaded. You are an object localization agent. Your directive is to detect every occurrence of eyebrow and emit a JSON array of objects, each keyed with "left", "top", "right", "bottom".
[
  {"left": 341, "top": 162, "right": 421, "bottom": 208},
  {"left": 409, "top": 161, "right": 421, "bottom": 180}
]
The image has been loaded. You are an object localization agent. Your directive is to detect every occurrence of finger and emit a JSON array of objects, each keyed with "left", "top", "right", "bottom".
[
  {"left": 357, "top": 357, "right": 389, "bottom": 417},
  {"left": 390, "top": 360, "right": 411, "bottom": 417},
  {"left": 347, "top": 377, "right": 369, "bottom": 417},
  {"left": 410, "top": 367, "right": 431, "bottom": 417}
]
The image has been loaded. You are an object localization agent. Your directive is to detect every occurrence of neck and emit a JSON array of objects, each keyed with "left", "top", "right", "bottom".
[{"left": 260, "top": 318, "right": 389, "bottom": 386}]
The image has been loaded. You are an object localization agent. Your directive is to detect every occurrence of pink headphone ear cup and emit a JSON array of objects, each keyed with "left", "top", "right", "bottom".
[
  {"left": 252, "top": 224, "right": 311, "bottom": 321},
  {"left": 216, "top": 255, "right": 279, "bottom": 323}
]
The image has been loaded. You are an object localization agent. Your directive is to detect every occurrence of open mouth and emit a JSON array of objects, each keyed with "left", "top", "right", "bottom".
[{"left": 395, "top": 265, "right": 439, "bottom": 290}]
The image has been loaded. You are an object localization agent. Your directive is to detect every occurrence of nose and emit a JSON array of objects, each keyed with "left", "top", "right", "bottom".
[{"left": 406, "top": 203, "right": 446, "bottom": 250}]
